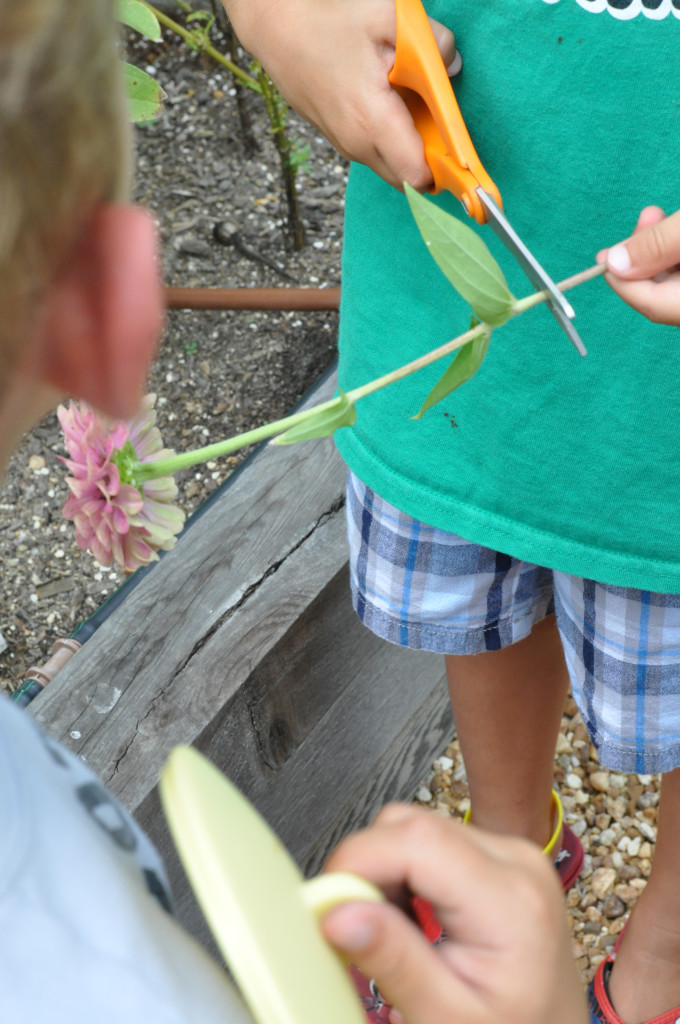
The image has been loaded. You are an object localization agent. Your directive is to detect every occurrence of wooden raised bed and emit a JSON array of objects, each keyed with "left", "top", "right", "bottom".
[{"left": 31, "top": 367, "right": 451, "bottom": 950}]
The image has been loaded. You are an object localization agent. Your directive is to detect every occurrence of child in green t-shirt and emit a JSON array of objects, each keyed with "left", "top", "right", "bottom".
[
  {"left": 221, "top": 2, "right": 680, "bottom": 1021},
  {"left": 0, "top": 2, "right": 590, "bottom": 1022}
]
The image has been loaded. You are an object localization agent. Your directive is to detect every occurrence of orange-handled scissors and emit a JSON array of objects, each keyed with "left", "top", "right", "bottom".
[{"left": 388, "top": 0, "right": 586, "bottom": 356}]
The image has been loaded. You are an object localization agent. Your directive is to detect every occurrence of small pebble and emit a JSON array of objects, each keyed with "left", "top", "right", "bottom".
[
  {"left": 603, "top": 894, "right": 627, "bottom": 920},
  {"left": 614, "top": 884, "right": 639, "bottom": 905},
  {"left": 435, "top": 756, "right": 454, "bottom": 771},
  {"left": 609, "top": 774, "right": 628, "bottom": 790},
  {"left": 591, "top": 867, "right": 617, "bottom": 899},
  {"left": 590, "top": 771, "right": 610, "bottom": 793},
  {"left": 636, "top": 821, "right": 657, "bottom": 843}
]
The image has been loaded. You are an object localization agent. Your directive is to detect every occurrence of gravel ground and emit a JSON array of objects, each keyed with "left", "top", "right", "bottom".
[{"left": 0, "top": 15, "right": 657, "bottom": 996}]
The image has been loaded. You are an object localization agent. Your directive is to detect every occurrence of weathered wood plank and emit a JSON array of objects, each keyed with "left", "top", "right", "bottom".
[
  {"left": 31, "top": 367, "right": 453, "bottom": 947},
  {"left": 136, "top": 588, "right": 449, "bottom": 947}
]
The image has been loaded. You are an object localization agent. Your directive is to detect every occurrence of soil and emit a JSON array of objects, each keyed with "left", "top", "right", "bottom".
[{"left": 0, "top": 17, "right": 661, "bottom": 996}]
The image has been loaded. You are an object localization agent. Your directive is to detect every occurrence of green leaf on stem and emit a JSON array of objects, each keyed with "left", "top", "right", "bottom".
[
  {"left": 122, "top": 62, "right": 166, "bottom": 123},
  {"left": 404, "top": 184, "right": 514, "bottom": 327},
  {"left": 274, "top": 391, "right": 357, "bottom": 445},
  {"left": 412, "top": 318, "right": 492, "bottom": 420},
  {"left": 117, "top": 0, "right": 162, "bottom": 40}
]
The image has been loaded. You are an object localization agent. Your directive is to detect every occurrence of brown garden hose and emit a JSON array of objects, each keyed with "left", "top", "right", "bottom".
[{"left": 165, "top": 287, "right": 341, "bottom": 311}]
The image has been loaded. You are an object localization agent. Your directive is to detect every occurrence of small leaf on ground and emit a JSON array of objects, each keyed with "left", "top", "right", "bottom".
[
  {"left": 117, "top": 0, "right": 162, "bottom": 40},
  {"left": 413, "top": 319, "right": 492, "bottom": 419},
  {"left": 122, "top": 62, "right": 166, "bottom": 124},
  {"left": 274, "top": 391, "right": 356, "bottom": 444},
  {"left": 405, "top": 184, "right": 514, "bottom": 327}
]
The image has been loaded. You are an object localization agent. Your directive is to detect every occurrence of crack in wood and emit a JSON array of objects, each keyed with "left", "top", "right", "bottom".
[{"left": 171, "top": 494, "right": 344, "bottom": 677}]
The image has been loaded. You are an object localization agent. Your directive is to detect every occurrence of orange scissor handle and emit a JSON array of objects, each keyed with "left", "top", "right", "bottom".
[{"left": 388, "top": 0, "right": 501, "bottom": 224}]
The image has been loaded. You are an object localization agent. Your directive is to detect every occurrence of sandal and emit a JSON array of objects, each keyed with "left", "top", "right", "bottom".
[{"left": 588, "top": 955, "right": 680, "bottom": 1024}]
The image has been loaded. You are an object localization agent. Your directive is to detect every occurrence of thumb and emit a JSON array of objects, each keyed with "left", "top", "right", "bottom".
[
  {"left": 322, "top": 902, "right": 470, "bottom": 1024},
  {"left": 601, "top": 207, "right": 680, "bottom": 280}
]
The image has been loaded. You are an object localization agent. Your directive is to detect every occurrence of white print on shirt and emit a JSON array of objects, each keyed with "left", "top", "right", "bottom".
[{"left": 542, "top": 0, "right": 680, "bottom": 18}]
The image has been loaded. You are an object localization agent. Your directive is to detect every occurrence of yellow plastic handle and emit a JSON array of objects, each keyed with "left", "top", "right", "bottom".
[
  {"left": 301, "top": 873, "right": 384, "bottom": 919},
  {"left": 388, "top": 0, "right": 501, "bottom": 223}
]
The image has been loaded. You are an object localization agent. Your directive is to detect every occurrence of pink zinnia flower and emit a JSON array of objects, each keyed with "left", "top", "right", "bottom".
[{"left": 58, "top": 395, "right": 186, "bottom": 572}]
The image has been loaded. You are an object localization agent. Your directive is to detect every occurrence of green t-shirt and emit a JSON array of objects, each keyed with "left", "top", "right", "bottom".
[{"left": 336, "top": 0, "right": 680, "bottom": 592}]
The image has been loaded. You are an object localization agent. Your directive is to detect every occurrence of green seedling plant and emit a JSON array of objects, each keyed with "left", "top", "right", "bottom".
[
  {"left": 139, "top": 0, "right": 259, "bottom": 91},
  {"left": 175, "top": 1, "right": 216, "bottom": 50},
  {"left": 136, "top": 0, "right": 308, "bottom": 247},
  {"left": 252, "top": 59, "right": 308, "bottom": 250}
]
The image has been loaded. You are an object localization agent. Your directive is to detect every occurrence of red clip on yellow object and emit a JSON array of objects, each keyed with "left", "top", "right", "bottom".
[{"left": 388, "top": 0, "right": 587, "bottom": 356}]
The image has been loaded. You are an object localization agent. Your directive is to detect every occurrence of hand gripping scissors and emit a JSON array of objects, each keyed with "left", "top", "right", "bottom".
[{"left": 388, "top": 0, "right": 587, "bottom": 356}]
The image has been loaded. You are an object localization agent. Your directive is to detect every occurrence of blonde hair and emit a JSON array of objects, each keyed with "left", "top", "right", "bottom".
[{"left": 0, "top": 0, "right": 128, "bottom": 385}]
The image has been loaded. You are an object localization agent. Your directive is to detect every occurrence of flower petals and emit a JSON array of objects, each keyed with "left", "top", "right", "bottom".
[{"left": 58, "top": 397, "right": 186, "bottom": 572}]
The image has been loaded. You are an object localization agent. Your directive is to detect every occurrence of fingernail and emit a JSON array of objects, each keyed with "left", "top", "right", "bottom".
[
  {"left": 447, "top": 51, "right": 463, "bottom": 76},
  {"left": 607, "top": 243, "right": 631, "bottom": 274},
  {"left": 324, "top": 907, "right": 376, "bottom": 953}
]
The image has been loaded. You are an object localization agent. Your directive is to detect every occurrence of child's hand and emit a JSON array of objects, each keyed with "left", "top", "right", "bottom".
[
  {"left": 221, "top": 0, "right": 458, "bottom": 190},
  {"left": 598, "top": 206, "right": 680, "bottom": 326},
  {"left": 321, "top": 804, "right": 587, "bottom": 1024}
]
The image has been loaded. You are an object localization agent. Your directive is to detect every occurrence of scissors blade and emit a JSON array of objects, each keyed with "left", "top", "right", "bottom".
[{"left": 476, "top": 189, "right": 587, "bottom": 357}]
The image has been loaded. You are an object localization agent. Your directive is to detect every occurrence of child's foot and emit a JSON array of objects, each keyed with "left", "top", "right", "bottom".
[
  {"left": 588, "top": 954, "right": 680, "bottom": 1024},
  {"left": 592, "top": 909, "right": 680, "bottom": 1024}
]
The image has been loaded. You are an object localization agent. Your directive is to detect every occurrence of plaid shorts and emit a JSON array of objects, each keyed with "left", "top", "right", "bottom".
[{"left": 346, "top": 470, "right": 680, "bottom": 774}]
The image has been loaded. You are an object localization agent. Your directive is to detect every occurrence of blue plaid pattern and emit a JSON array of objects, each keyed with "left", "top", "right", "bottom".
[{"left": 347, "top": 471, "right": 680, "bottom": 774}]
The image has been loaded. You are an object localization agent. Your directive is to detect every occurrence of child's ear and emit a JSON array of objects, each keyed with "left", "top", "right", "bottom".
[{"left": 40, "top": 204, "right": 164, "bottom": 419}]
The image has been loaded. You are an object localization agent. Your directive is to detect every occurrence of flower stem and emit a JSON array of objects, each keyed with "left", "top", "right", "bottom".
[
  {"left": 346, "top": 263, "right": 607, "bottom": 404},
  {"left": 510, "top": 261, "right": 607, "bottom": 318},
  {"left": 134, "top": 263, "right": 606, "bottom": 482},
  {"left": 133, "top": 397, "right": 342, "bottom": 481}
]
